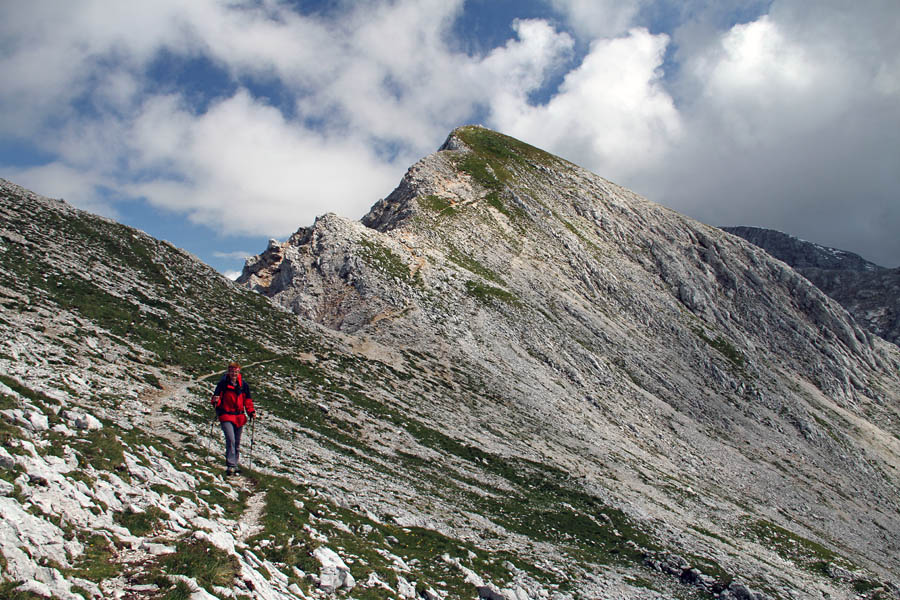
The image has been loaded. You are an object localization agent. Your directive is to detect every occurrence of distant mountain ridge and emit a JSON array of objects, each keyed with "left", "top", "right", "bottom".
[
  {"left": 722, "top": 226, "right": 900, "bottom": 345},
  {"left": 720, "top": 226, "right": 885, "bottom": 271}
]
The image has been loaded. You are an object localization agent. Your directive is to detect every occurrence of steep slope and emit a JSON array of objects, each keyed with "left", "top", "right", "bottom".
[
  {"left": 0, "top": 178, "right": 810, "bottom": 600},
  {"left": 2, "top": 178, "right": 611, "bottom": 599},
  {"left": 722, "top": 226, "right": 900, "bottom": 346},
  {"left": 241, "top": 127, "right": 900, "bottom": 596}
]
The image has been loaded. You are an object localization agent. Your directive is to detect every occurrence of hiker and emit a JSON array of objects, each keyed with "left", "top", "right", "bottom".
[{"left": 211, "top": 361, "right": 256, "bottom": 476}]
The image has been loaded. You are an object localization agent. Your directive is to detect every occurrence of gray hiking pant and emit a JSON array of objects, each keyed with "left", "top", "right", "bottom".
[{"left": 220, "top": 421, "right": 243, "bottom": 468}]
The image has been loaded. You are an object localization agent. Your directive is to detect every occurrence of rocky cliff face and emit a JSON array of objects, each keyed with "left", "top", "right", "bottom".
[
  {"left": 2, "top": 122, "right": 900, "bottom": 600},
  {"left": 723, "top": 226, "right": 900, "bottom": 345}
]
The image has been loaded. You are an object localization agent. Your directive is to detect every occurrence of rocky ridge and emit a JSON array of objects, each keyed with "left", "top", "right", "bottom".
[
  {"left": 721, "top": 226, "right": 900, "bottom": 346},
  {"left": 241, "top": 127, "right": 900, "bottom": 595},
  {"left": 2, "top": 121, "right": 900, "bottom": 600}
]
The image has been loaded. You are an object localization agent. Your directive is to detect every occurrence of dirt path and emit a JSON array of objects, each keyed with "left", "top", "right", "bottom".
[
  {"left": 89, "top": 360, "right": 279, "bottom": 597},
  {"left": 234, "top": 481, "right": 267, "bottom": 542}
]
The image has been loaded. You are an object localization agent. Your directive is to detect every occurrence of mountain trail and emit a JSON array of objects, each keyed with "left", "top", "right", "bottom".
[
  {"left": 234, "top": 480, "right": 267, "bottom": 543},
  {"left": 399, "top": 237, "right": 427, "bottom": 278}
]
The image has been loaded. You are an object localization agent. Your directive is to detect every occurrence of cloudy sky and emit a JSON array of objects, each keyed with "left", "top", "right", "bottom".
[{"left": 2, "top": 0, "right": 898, "bottom": 275}]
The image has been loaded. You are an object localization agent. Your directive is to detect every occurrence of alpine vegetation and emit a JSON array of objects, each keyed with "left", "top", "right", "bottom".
[{"left": 2, "top": 127, "right": 900, "bottom": 600}]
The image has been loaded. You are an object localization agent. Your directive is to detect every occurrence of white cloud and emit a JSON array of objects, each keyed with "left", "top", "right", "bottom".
[
  {"left": 0, "top": 0, "right": 576, "bottom": 239},
  {"left": 1, "top": 0, "right": 898, "bottom": 266},
  {"left": 639, "top": 0, "right": 900, "bottom": 266},
  {"left": 297, "top": 5, "right": 573, "bottom": 151},
  {"left": 5, "top": 163, "right": 115, "bottom": 217},
  {"left": 549, "top": 0, "right": 643, "bottom": 39},
  {"left": 684, "top": 15, "right": 855, "bottom": 146},
  {"left": 479, "top": 19, "right": 575, "bottom": 98},
  {"left": 492, "top": 28, "right": 681, "bottom": 180},
  {"left": 526, "top": 0, "right": 900, "bottom": 266},
  {"left": 124, "top": 90, "right": 403, "bottom": 237},
  {"left": 214, "top": 250, "right": 254, "bottom": 261}
]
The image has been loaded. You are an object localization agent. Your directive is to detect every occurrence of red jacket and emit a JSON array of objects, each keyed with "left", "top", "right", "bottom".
[{"left": 213, "top": 373, "right": 255, "bottom": 427}]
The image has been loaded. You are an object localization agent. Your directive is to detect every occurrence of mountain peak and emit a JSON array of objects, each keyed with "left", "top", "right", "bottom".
[
  {"left": 361, "top": 125, "right": 571, "bottom": 233},
  {"left": 4, "top": 132, "right": 900, "bottom": 598},
  {"left": 721, "top": 226, "right": 885, "bottom": 272}
]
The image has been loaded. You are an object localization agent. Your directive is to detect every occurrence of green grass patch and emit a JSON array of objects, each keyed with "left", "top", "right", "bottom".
[
  {"left": 458, "top": 153, "right": 505, "bottom": 190},
  {"left": 159, "top": 538, "right": 240, "bottom": 591},
  {"left": 0, "top": 417, "right": 24, "bottom": 447},
  {"left": 72, "top": 428, "right": 126, "bottom": 474},
  {"left": 0, "top": 581, "right": 47, "bottom": 600},
  {"left": 689, "top": 525, "right": 734, "bottom": 547},
  {"left": 160, "top": 580, "right": 193, "bottom": 600},
  {"left": 552, "top": 211, "right": 602, "bottom": 253},
  {"left": 454, "top": 126, "right": 559, "bottom": 178},
  {"left": 624, "top": 575, "right": 659, "bottom": 592},
  {"left": 448, "top": 249, "right": 505, "bottom": 285},
  {"left": 114, "top": 505, "right": 168, "bottom": 536},
  {"left": 150, "top": 483, "right": 198, "bottom": 501},
  {"left": 66, "top": 533, "right": 121, "bottom": 581},
  {"left": 317, "top": 498, "right": 553, "bottom": 596},
  {"left": 383, "top": 410, "right": 662, "bottom": 572},
  {"left": 0, "top": 374, "right": 60, "bottom": 407},
  {"left": 685, "top": 552, "right": 733, "bottom": 588},
  {"left": 693, "top": 327, "right": 747, "bottom": 374},
  {"left": 745, "top": 519, "right": 852, "bottom": 576},
  {"left": 418, "top": 195, "right": 457, "bottom": 216},
  {"left": 358, "top": 239, "right": 414, "bottom": 283},
  {"left": 247, "top": 473, "right": 319, "bottom": 571},
  {"left": 143, "top": 372, "right": 164, "bottom": 389},
  {"left": 464, "top": 280, "right": 522, "bottom": 308},
  {"left": 853, "top": 578, "right": 880, "bottom": 594},
  {"left": 200, "top": 484, "right": 250, "bottom": 520},
  {"left": 485, "top": 191, "right": 528, "bottom": 225}
]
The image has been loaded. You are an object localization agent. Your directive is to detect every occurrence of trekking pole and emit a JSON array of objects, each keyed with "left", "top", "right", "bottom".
[
  {"left": 207, "top": 418, "right": 216, "bottom": 457},
  {"left": 248, "top": 416, "right": 256, "bottom": 470}
]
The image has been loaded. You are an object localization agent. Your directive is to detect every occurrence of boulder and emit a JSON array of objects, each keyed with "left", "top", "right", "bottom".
[
  {"left": 313, "top": 546, "right": 355, "bottom": 593},
  {"left": 396, "top": 575, "right": 417, "bottom": 599},
  {"left": 0, "top": 446, "right": 16, "bottom": 470},
  {"left": 62, "top": 410, "right": 102, "bottom": 431},
  {"left": 24, "top": 409, "right": 49, "bottom": 432}
]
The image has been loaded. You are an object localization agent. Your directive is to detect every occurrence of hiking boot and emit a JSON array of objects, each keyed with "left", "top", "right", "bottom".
[
  {"left": 233, "top": 467, "right": 242, "bottom": 475},
  {"left": 225, "top": 467, "right": 235, "bottom": 477}
]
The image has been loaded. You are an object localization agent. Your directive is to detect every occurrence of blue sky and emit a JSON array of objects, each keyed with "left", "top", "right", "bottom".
[{"left": 1, "top": 0, "right": 898, "bottom": 274}]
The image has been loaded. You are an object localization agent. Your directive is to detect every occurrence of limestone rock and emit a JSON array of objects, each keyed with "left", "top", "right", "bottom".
[{"left": 313, "top": 546, "right": 355, "bottom": 593}]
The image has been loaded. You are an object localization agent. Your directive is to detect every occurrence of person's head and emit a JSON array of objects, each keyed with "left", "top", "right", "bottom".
[{"left": 227, "top": 361, "right": 241, "bottom": 383}]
